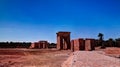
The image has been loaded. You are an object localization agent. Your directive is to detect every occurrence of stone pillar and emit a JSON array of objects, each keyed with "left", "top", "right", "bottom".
[
  {"left": 85, "top": 39, "right": 91, "bottom": 51},
  {"left": 71, "top": 38, "right": 85, "bottom": 51},
  {"left": 85, "top": 39, "right": 95, "bottom": 51},
  {"left": 61, "top": 37, "right": 64, "bottom": 49},
  {"left": 67, "top": 36, "right": 71, "bottom": 49},
  {"left": 40, "top": 43, "right": 43, "bottom": 48},
  {"left": 74, "top": 39, "right": 80, "bottom": 51},
  {"left": 71, "top": 40, "right": 74, "bottom": 51},
  {"left": 42, "top": 43, "right": 45, "bottom": 49},
  {"left": 34, "top": 42, "right": 38, "bottom": 48},
  {"left": 78, "top": 38, "right": 85, "bottom": 50},
  {"left": 91, "top": 39, "right": 95, "bottom": 50},
  {"left": 57, "top": 35, "right": 61, "bottom": 50},
  {"left": 38, "top": 43, "right": 40, "bottom": 48}
]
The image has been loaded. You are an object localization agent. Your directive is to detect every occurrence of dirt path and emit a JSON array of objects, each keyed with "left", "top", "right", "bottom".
[{"left": 62, "top": 51, "right": 120, "bottom": 67}]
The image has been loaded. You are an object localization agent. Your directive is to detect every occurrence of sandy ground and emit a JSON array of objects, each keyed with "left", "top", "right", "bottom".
[
  {"left": 0, "top": 49, "right": 72, "bottom": 67},
  {"left": 96, "top": 47, "right": 120, "bottom": 58},
  {"left": 62, "top": 47, "right": 120, "bottom": 67},
  {"left": 0, "top": 47, "right": 120, "bottom": 67}
]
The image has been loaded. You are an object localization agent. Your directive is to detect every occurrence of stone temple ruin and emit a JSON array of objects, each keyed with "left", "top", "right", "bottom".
[
  {"left": 1, "top": 31, "right": 119, "bottom": 50},
  {"left": 85, "top": 38, "right": 95, "bottom": 51},
  {"left": 71, "top": 38, "right": 95, "bottom": 51},
  {"left": 56, "top": 32, "right": 71, "bottom": 50},
  {"left": 22, "top": 31, "right": 119, "bottom": 51},
  {"left": 71, "top": 38, "right": 85, "bottom": 51},
  {"left": 29, "top": 31, "right": 96, "bottom": 51},
  {"left": 56, "top": 31, "right": 96, "bottom": 51},
  {"left": 30, "top": 41, "right": 48, "bottom": 49}
]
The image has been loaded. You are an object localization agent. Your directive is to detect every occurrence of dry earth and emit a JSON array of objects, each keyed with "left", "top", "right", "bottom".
[
  {"left": 62, "top": 47, "right": 120, "bottom": 67},
  {"left": 0, "top": 47, "right": 120, "bottom": 67},
  {"left": 0, "top": 49, "right": 72, "bottom": 67},
  {"left": 96, "top": 47, "right": 120, "bottom": 58}
]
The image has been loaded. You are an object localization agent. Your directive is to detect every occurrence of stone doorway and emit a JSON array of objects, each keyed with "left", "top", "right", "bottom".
[{"left": 56, "top": 32, "right": 71, "bottom": 50}]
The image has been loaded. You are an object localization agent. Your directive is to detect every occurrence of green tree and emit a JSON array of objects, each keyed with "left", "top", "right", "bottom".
[
  {"left": 98, "top": 33, "right": 105, "bottom": 48},
  {"left": 108, "top": 38, "right": 113, "bottom": 47}
]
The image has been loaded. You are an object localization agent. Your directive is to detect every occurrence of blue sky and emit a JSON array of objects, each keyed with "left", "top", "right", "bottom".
[{"left": 0, "top": 0, "right": 120, "bottom": 43}]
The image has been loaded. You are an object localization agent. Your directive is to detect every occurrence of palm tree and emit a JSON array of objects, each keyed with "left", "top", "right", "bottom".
[
  {"left": 98, "top": 33, "right": 103, "bottom": 41},
  {"left": 98, "top": 33, "right": 105, "bottom": 48}
]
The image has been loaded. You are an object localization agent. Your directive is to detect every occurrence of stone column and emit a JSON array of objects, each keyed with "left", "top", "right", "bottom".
[
  {"left": 43, "top": 43, "right": 46, "bottom": 49},
  {"left": 57, "top": 35, "right": 61, "bottom": 50},
  {"left": 74, "top": 39, "right": 80, "bottom": 51},
  {"left": 91, "top": 39, "right": 95, "bottom": 50},
  {"left": 71, "top": 40, "right": 74, "bottom": 51},
  {"left": 67, "top": 36, "right": 71, "bottom": 49},
  {"left": 85, "top": 39, "right": 95, "bottom": 51},
  {"left": 85, "top": 40, "right": 91, "bottom": 51},
  {"left": 38, "top": 42, "right": 41, "bottom": 48},
  {"left": 78, "top": 39, "right": 85, "bottom": 50}
]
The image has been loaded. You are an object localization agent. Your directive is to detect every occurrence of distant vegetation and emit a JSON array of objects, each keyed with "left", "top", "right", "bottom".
[
  {"left": 0, "top": 42, "right": 57, "bottom": 48},
  {"left": 98, "top": 33, "right": 105, "bottom": 48},
  {"left": 48, "top": 43, "right": 56, "bottom": 48},
  {"left": 97, "top": 33, "right": 120, "bottom": 47},
  {"left": 0, "top": 42, "right": 31, "bottom": 48}
]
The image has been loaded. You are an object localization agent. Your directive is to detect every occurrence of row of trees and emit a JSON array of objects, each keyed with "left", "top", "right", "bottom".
[
  {"left": 0, "top": 42, "right": 57, "bottom": 48},
  {"left": 98, "top": 33, "right": 120, "bottom": 48},
  {"left": 0, "top": 42, "right": 31, "bottom": 48},
  {"left": 48, "top": 43, "right": 56, "bottom": 48}
]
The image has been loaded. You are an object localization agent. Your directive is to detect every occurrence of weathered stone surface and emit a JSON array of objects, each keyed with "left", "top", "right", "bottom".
[
  {"left": 56, "top": 32, "right": 71, "bottom": 50},
  {"left": 71, "top": 38, "right": 85, "bottom": 51},
  {"left": 78, "top": 39, "right": 85, "bottom": 50},
  {"left": 71, "top": 40, "right": 74, "bottom": 51},
  {"left": 29, "top": 41, "right": 48, "bottom": 49},
  {"left": 39, "top": 41, "right": 48, "bottom": 49},
  {"left": 85, "top": 39, "right": 95, "bottom": 51}
]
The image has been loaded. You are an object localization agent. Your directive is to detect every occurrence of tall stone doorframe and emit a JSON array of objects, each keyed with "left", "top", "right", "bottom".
[{"left": 56, "top": 32, "right": 71, "bottom": 50}]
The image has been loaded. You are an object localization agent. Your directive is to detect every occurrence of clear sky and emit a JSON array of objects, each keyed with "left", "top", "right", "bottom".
[{"left": 0, "top": 0, "right": 120, "bottom": 43}]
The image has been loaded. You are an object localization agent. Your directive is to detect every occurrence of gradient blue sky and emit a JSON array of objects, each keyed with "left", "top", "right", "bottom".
[{"left": 0, "top": 0, "right": 120, "bottom": 43}]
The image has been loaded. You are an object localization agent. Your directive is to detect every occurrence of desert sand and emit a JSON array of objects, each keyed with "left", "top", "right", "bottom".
[{"left": 0, "top": 47, "right": 120, "bottom": 67}]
